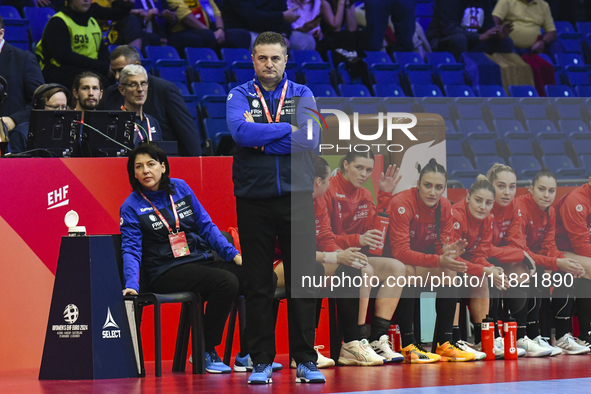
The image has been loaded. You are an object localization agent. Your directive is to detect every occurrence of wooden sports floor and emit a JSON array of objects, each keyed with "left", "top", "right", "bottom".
[{"left": 2, "top": 352, "right": 590, "bottom": 394}]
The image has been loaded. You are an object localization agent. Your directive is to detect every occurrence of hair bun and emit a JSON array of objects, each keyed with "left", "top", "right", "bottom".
[
  {"left": 428, "top": 158, "right": 438, "bottom": 166},
  {"left": 476, "top": 174, "right": 488, "bottom": 182}
]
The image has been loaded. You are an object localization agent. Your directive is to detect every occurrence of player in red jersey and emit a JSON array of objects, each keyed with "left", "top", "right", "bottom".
[
  {"left": 388, "top": 159, "right": 474, "bottom": 363},
  {"left": 319, "top": 151, "right": 407, "bottom": 363},
  {"left": 514, "top": 168, "right": 588, "bottom": 355},
  {"left": 554, "top": 176, "right": 591, "bottom": 348}
]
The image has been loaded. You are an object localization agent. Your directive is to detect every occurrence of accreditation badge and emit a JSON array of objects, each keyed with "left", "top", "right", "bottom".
[{"left": 169, "top": 231, "right": 189, "bottom": 258}]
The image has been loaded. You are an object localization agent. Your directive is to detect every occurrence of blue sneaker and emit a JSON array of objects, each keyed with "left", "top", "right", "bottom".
[
  {"left": 205, "top": 350, "right": 231, "bottom": 374},
  {"left": 247, "top": 363, "right": 272, "bottom": 384},
  {"left": 234, "top": 354, "right": 283, "bottom": 372},
  {"left": 295, "top": 361, "right": 326, "bottom": 383}
]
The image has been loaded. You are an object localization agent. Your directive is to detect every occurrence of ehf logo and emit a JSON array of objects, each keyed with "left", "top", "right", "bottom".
[
  {"left": 63, "top": 304, "right": 79, "bottom": 324},
  {"left": 48, "top": 185, "right": 69, "bottom": 210}
]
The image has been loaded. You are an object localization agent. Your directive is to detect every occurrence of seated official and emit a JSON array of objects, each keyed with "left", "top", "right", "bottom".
[
  {"left": 72, "top": 71, "right": 103, "bottom": 119},
  {"left": 120, "top": 144, "right": 243, "bottom": 373},
  {"left": 7, "top": 83, "right": 69, "bottom": 154},
  {"left": 117, "top": 65, "right": 162, "bottom": 146}
]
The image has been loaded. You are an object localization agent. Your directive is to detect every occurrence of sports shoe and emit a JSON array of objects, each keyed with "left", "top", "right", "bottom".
[
  {"left": 436, "top": 341, "right": 476, "bottom": 362},
  {"left": 234, "top": 354, "right": 283, "bottom": 372},
  {"left": 370, "top": 335, "right": 405, "bottom": 363},
  {"left": 488, "top": 337, "right": 526, "bottom": 358},
  {"left": 337, "top": 339, "right": 384, "bottom": 366},
  {"left": 295, "top": 361, "right": 326, "bottom": 383},
  {"left": 455, "top": 340, "right": 486, "bottom": 361},
  {"left": 532, "top": 335, "right": 562, "bottom": 356},
  {"left": 247, "top": 364, "right": 272, "bottom": 384},
  {"left": 400, "top": 343, "right": 441, "bottom": 363},
  {"left": 575, "top": 332, "right": 591, "bottom": 350},
  {"left": 516, "top": 335, "right": 553, "bottom": 357},
  {"left": 204, "top": 350, "right": 232, "bottom": 374},
  {"left": 290, "top": 346, "right": 335, "bottom": 369},
  {"left": 555, "top": 333, "right": 591, "bottom": 355}
]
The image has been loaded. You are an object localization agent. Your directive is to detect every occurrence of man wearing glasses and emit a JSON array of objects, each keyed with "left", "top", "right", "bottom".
[{"left": 118, "top": 64, "right": 162, "bottom": 146}]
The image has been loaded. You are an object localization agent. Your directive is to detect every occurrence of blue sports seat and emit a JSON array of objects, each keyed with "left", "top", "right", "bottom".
[
  {"left": 474, "top": 84, "right": 507, "bottom": 97},
  {"left": 509, "top": 85, "right": 539, "bottom": 98}
]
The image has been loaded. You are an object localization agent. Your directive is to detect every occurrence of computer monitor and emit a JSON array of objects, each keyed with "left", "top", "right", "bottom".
[
  {"left": 28, "top": 110, "right": 82, "bottom": 157},
  {"left": 82, "top": 110, "right": 135, "bottom": 157}
]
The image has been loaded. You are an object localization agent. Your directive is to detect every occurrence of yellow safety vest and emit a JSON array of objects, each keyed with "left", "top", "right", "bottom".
[{"left": 36, "top": 12, "right": 102, "bottom": 69}]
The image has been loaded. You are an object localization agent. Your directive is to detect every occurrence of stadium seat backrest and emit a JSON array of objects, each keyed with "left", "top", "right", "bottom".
[
  {"left": 185, "top": 47, "right": 220, "bottom": 64},
  {"left": 545, "top": 85, "right": 575, "bottom": 97},
  {"left": 455, "top": 98, "right": 485, "bottom": 119},
  {"left": 159, "top": 67, "right": 187, "bottom": 83},
  {"left": 475, "top": 84, "right": 507, "bottom": 97},
  {"left": 420, "top": 97, "right": 454, "bottom": 119},
  {"left": 194, "top": 62, "right": 227, "bottom": 85},
  {"left": 494, "top": 119, "right": 526, "bottom": 137},
  {"left": 303, "top": 66, "right": 332, "bottom": 85},
  {"left": 445, "top": 85, "right": 475, "bottom": 97},
  {"left": 467, "top": 133, "right": 498, "bottom": 156},
  {"left": 203, "top": 118, "right": 231, "bottom": 150},
  {"left": 509, "top": 155, "right": 542, "bottom": 178},
  {"left": 447, "top": 156, "right": 475, "bottom": 172},
  {"left": 382, "top": 97, "right": 416, "bottom": 113},
  {"left": 0, "top": 5, "right": 22, "bottom": 19},
  {"left": 509, "top": 85, "right": 539, "bottom": 97},
  {"left": 575, "top": 84, "right": 591, "bottom": 97},
  {"left": 364, "top": 51, "right": 394, "bottom": 67},
  {"left": 537, "top": 134, "right": 567, "bottom": 155},
  {"left": 457, "top": 119, "right": 491, "bottom": 136},
  {"left": 543, "top": 154, "right": 577, "bottom": 170},
  {"left": 291, "top": 49, "right": 326, "bottom": 68},
  {"left": 527, "top": 119, "right": 558, "bottom": 135},
  {"left": 221, "top": 48, "right": 251, "bottom": 68},
  {"left": 373, "top": 83, "right": 405, "bottom": 97},
  {"left": 339, "top": 84, "right": 372, "bottom": 97},
  {"left": 393, "top": 52, "right": 425, "bottom": 69},
  {"left": 447, "top": 138, "right": 464, "bottom": 156},
  {"left": 565, "top": 69, "right": 591, "bottom": 86},
  {"left": 486, "top": 98, "right": 517, "bottom": 119},
  {"left": 173, "top": 81, "right": 191, "bottom": 96},
  {"left": 412, "top": 84, "right": 442, "bottom": 97},
  {"left": 309, "top": 84, "right": 338, "bottom": 97},
  {"left": 474, "top": 155, "right": 506, "bottom": 171},
  {"left": 145, "top": 46, "right": 181, "bottom": 62},
  {"left": 558, "top": 119, "right": 590, "bottom": 135},
  {"left": 23, "top": 6, "right": 54, "bottom": 43},
  {"left": 505, "top": 133, "right": 535, "bottom": 155},
  {"left": 519, "top": 97, "right": 549, "bottom": 120},
  {"left": 426, "top": 52, "right": 457, "bottom": 67},
  {"left": 191, "top": 82, "right": 226, "bottom": 102},
  {"left": 555, "top": 53, "right": 586, "bottom": 67},
  {"left": 555, "top": 21, "right": 576, "bottom": 35},
  {"left": 201, "top": 96, "right": 227, "bottom": 119},
  {"left": 579, "top": 155, "right": 591, "bottom": 175}
]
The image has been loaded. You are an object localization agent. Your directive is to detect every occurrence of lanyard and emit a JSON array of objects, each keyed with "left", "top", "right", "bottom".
[
  {"left": 253, "top": 79, "right": 289, "bottom": 124},
  {"left": 139, "top": 191, "right": 180, "bottom": 234},
  {"left": 122, "top": 105, "right": 152, "bottom": 142}
]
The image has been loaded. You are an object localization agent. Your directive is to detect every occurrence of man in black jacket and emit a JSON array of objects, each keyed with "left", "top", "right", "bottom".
[
  {"left": 99, "top": 45, "right": 202, "bottom": 156},
  {"left": 0, "top": 16, "right": 45, "bottom": 143},
  {"left": 427, "top": 0, "right": 513, "bottom": 61}
]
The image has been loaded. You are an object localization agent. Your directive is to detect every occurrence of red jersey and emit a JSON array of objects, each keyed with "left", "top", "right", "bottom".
[
  {"left": 388, "top": 187, "right": 468, "bottom": 268},
  {"left": 451, "top": 199, "right": 494, "bottom": 276},
  {"left": 489, "top": 200, "right": 527, "bottom": 263},
  {"left": 314, "top": 196, "right": 339, "bottom": 252},
  {"left": 322, "top": 171, "right": 392, "bottom": 250},
  {"left": 514, "top": 193, "right": 564, "bottom": 271},
  {"left": 555, "top": 183, "right": 591, "bottom": 257}
]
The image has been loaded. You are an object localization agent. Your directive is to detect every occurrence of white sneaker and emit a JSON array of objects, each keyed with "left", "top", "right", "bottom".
[
  {"left": 314, "top": 345, "right": 335, "bottom": 368},
  {"left": 516, "top": 335, "right": 553, "bottom": 357},
  {"left": 532, "top": 335, "right": 562, "bottom": 356},
  {"left": 369, "top": 335, "right": 404, "bottom": 363},
  {"left": 575, "top": 332, "right": 591, "bottom": 350},
  {"left": 338, "top": 339, "right": 384, "bottom": 366},
  {"left": 492, "top": 337, "right": 505, "bottom": 359},
  {"left": 555, "top": 333, "right": 591, "bottom": 355},
  {"left": 455, "top": 340, "right": 486, "bottom": 361}
]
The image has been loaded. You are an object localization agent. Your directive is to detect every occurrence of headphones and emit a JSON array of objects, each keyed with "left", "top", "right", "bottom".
[
  {"left": 32, "top": 83, "right": 70, "bottom": 109},
  {"left": 0, "top": 76, "right": 7, "bottom": 107}
]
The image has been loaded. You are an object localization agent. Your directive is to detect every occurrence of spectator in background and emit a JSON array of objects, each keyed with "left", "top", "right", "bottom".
[
  {"left": 117, "top": 64, "right": 162, "bottom": 146},
  {"left": 287, "top": 0, "right": 321, "bottom": 50},
  {"left": 427, "top": 0, "right": 514, "bottom": 61},
  {"left": 72, "top": 71, "right": 103, "bottom": 118},
  {"left": 165, "top": 0, "right": 251, "bottom": 55},
  {"left": 365, "top": 0, "right": 416, "bottom": 52},
  {"left": 492, "top": 0, "right": 558, "bottom": 55},
  {"left": 93, "top": 0, "right": 161, "bottom": 50},
  {"left": 221, "top": 0, "right": 299, "bottom": 48},
  {"left": 0, "top": 16, "right": 45, "bottom": 143},
  {"left": 99, "top": 45, "right": 202, "bottom": 156},
  {"left": 35, "top": 0, "right": 111, "bottom": 90}
]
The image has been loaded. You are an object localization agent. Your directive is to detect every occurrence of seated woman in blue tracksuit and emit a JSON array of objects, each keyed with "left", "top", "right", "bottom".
[{"left": 120, "top": 143, "right": 242, "bottom": 374}]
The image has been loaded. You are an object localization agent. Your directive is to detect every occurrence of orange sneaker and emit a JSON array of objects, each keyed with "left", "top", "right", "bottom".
[
  {"left": 436, "top": 341, "right": 476, "bottom": 362},
  {"left": 400, "top": 343, "right": 441, "bottom": 363}
]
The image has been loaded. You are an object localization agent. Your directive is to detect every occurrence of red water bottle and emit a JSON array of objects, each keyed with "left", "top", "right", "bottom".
[
  {"left": 481, "top": 316, "right": 495, "bottom": 361},
  {"left": 369, "top": 209, "right": 389, "bottom": 256},
  {"left": 503, "top": 320, "right": 518, "bottom": 360},
  {"left": 388, "top": 324, "right": 401, "bottom": 352}
]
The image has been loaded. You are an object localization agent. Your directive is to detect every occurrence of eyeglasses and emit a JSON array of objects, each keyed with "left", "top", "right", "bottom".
[
  {"left": 45, "top": 104, "right": 69, "bottom": 110},
  {"left": 122, "top": 81, "right": 149, "bottom": 91}
]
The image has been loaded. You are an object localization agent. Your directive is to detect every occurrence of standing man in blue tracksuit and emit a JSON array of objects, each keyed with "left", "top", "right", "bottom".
[{"left": 226, "top": 31, "right": 324, "bottom": 385}]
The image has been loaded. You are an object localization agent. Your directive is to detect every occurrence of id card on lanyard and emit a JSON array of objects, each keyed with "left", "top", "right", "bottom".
[
  {"left": 253, "top": 79, "right": 289, "bottom": 124},
  {"left": 139, "top": 191, "right": 189, "bottom": 258}
]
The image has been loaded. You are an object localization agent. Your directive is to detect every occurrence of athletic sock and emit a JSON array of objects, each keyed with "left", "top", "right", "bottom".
[
  {"left": 358, "top": 324, "right": 368, "bottom": 340},
  {"left": 369, "top": 316, "right": 392, "bottom": 343},
  {"left": 552, "top": 273, "right": 574, "bottom": 339},
  {"left": 337, "top": 297, "right": 360, "bottom": 343},
  {"left": 396, "top": 286, "right": 416, "bottom": 347},
  {"left": 505, "top": 288, "right": 528, "bottom": 339},
  {"left": 452, "top": 325, "right": 461, "bottom": 342},
  {"left": 474, "top": 323, "right": 482, "bottom": 344},
  {"left": 435, "top": 288, "right": 457, "bottom": 345},
  {"left": 527, "top": 297, "right": 541, "bottom": 339}
]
